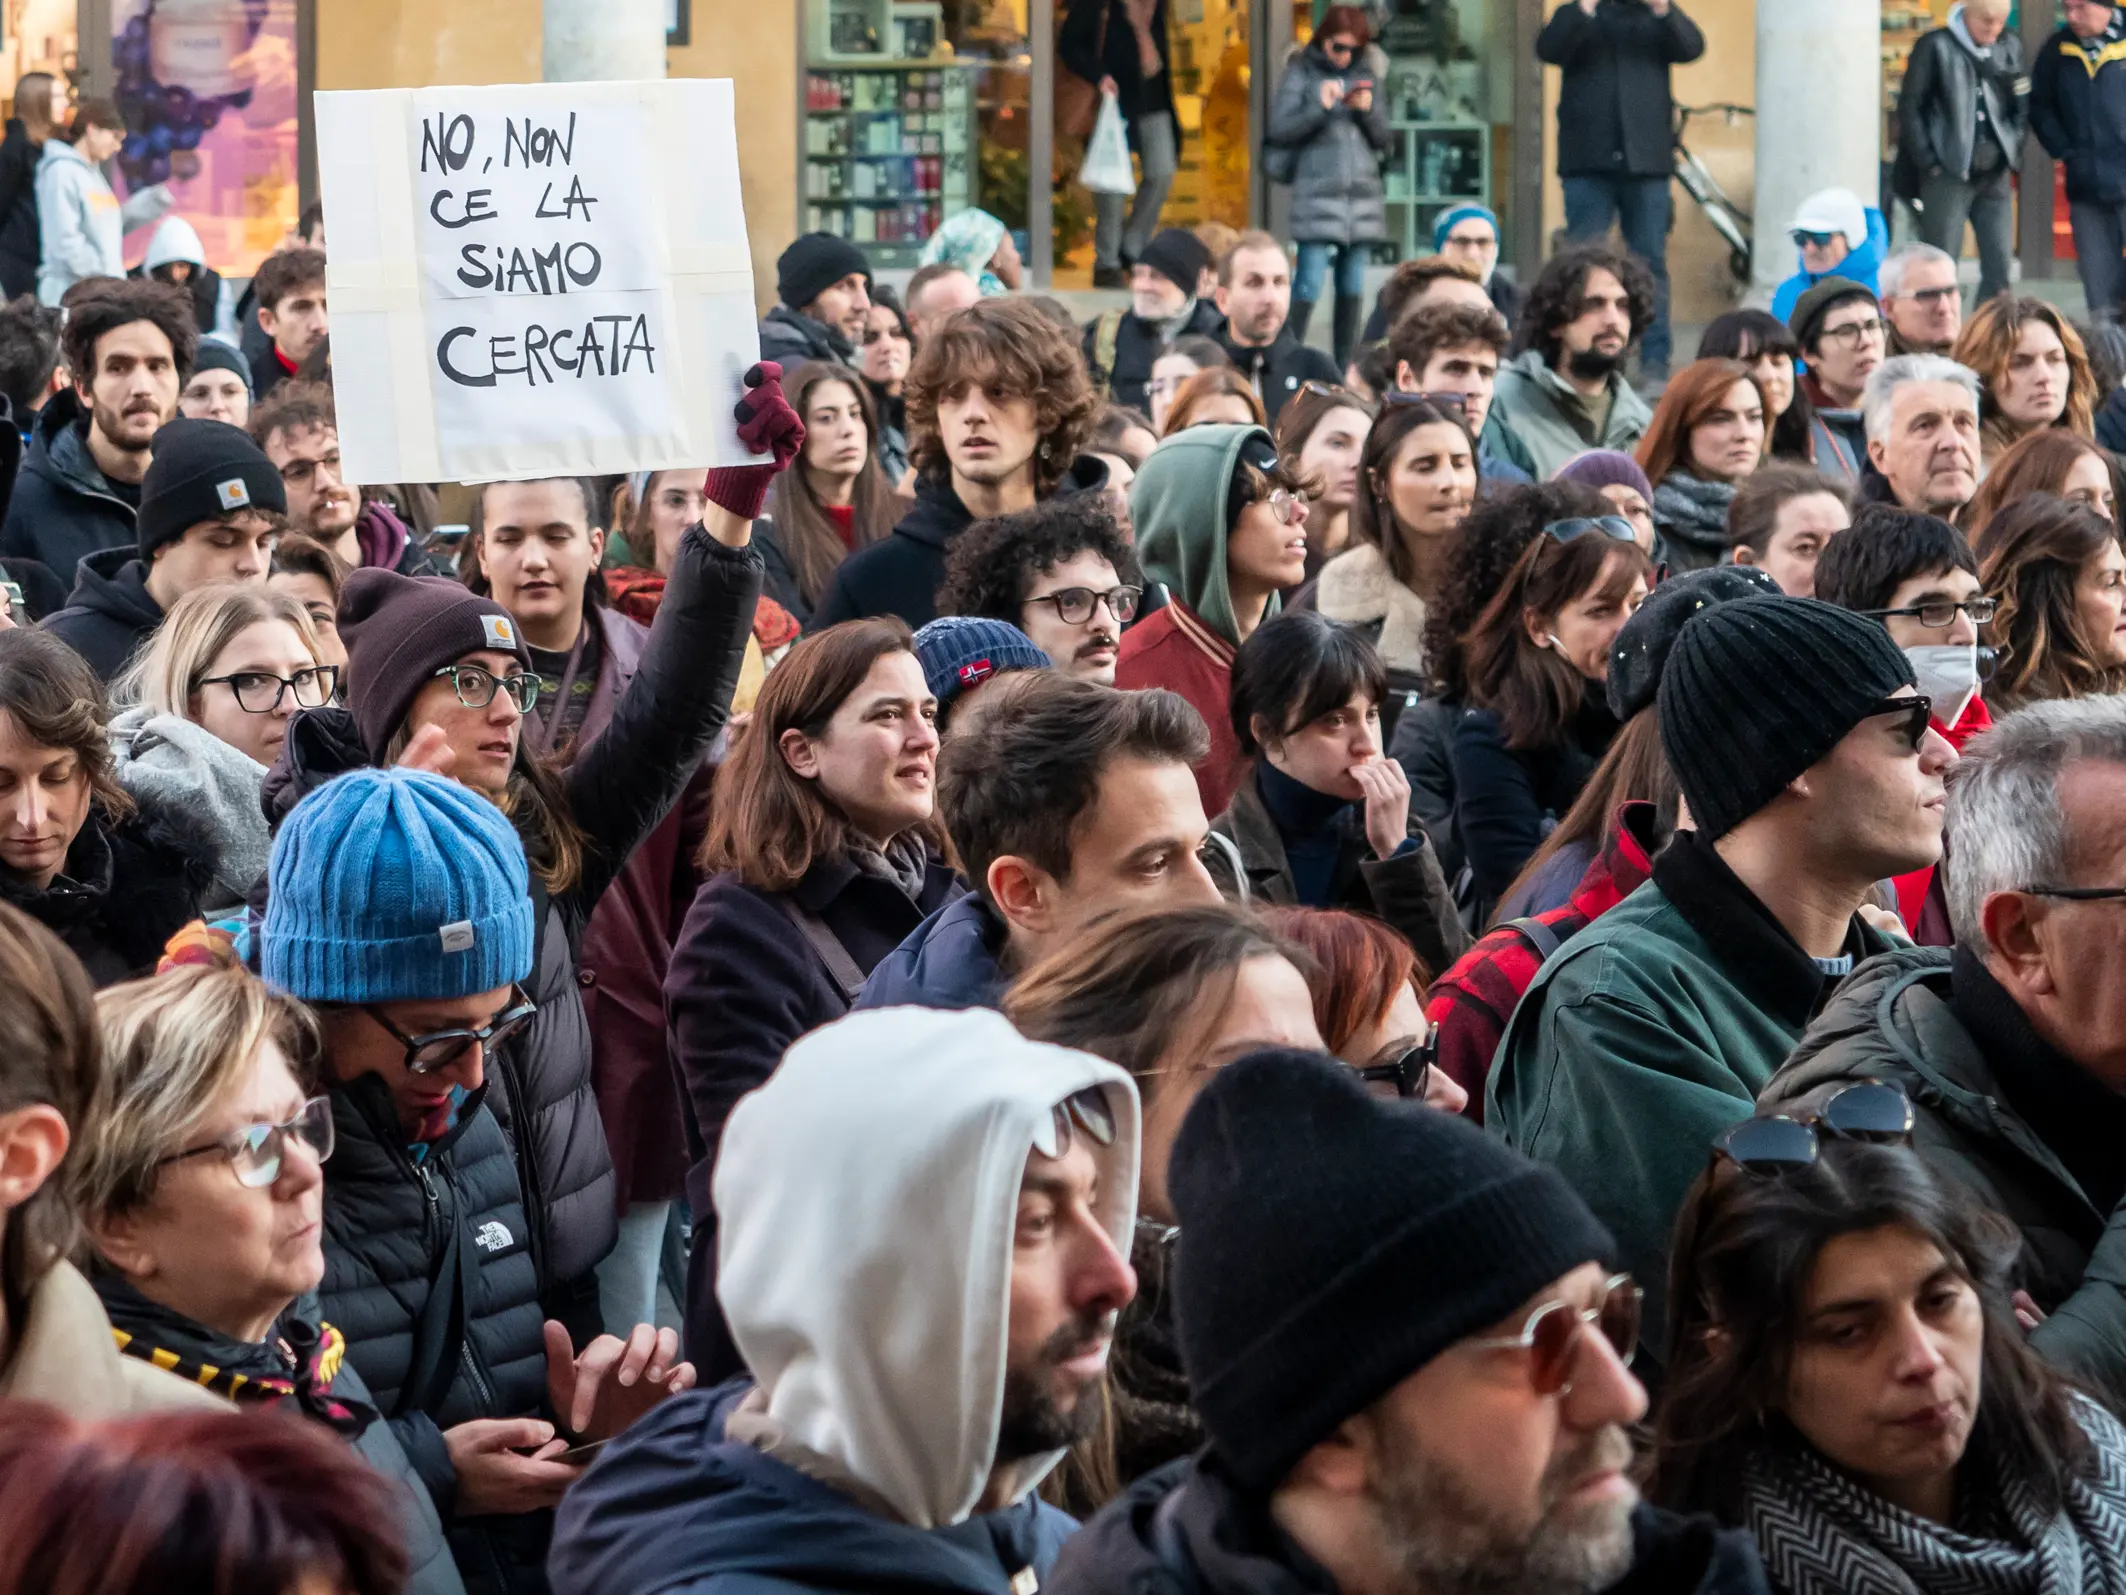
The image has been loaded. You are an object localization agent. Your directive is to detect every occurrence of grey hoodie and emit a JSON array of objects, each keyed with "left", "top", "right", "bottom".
[{"left": 109, "top": 707, "right": 266, "bottom": 917}]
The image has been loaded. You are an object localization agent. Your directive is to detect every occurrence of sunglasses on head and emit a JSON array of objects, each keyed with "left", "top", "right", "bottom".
[
  {"left": 1712, "top": 1081, "right": 1915, "bottom": 1173},
  {"left": 1049, "top": 1087, "right": 1117, "bottom": 1157},
  {"left": 1465, "top": 1273, "right": 1642, "bottom": 1396},
  {"left": 1382, "top": 389, "right": 1469, "bottom": 420}
]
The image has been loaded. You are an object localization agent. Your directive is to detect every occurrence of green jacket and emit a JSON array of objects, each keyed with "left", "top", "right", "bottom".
[
  {"left": 1488, "top": 833, "right": 1894, "bottom": 1357},
  {"left": 1487, "top": 348, "right": 1654, "bottom": 480},
  {"left": 1761, "top": 945, "right": 2126, "bottom": 1409},
  {"left": 1129, "top": 422, "right": 1276, "bottom": 648}
]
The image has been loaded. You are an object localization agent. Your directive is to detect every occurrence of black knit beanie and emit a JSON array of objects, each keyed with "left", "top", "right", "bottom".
[
  {"left": 1139, "top": 228, "right": 1212, "bottom": 297},
  {"left": 137, "top": 417, "right": 287, "bottom": 558},
  {"left": 1658, "top": 594, "right": 1916, "bottom": 841},
  {"left": 339, "top": 567, "right": 533, "bottom": 762},
  {"left": 777, "top": 232, "right": 871, "bottom": 316},
  {"left": 1169, "top": 1049, "right": 1616, "bottom": 1496},
  {"left": 1606, "top": 564, "right": 1781, "bottom": 722},
  {"left": 191, "top": 339, "right": 255, "bottom": 397}
]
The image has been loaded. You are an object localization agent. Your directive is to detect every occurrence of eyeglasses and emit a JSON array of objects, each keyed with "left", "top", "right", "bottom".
[
  {"left": 2022, "top": 884, "right": 2126, "bottom": 902},
  {"left": 1900, "top": 285, "right": 1961, "bottom": 307},
  {"left": 1712, "top": 1081, "right": 1915, "bottom": 1173},
  {"left": 1862, "top": 595, "right": 1997, "bottom": 629},
  {"left": 431, "top": 663, "right": 541, "bottom": 714},
  {"left": 1319, "top": 35, "right": 1355, "bottom": 54},
  {"left": 1261, "top": 487, "right": 1309, "bottom": 525},
  {"left": 1049, "top": 1086, "right": 1117, "bottom": 1156},
  {"left": 1865, "top": 693, "right": 1934, "bottom": 753},
  {"left": 198, "top": 665, "right": 340, "bottom": 714},
  {"left": 362, "top": 988, "right": 538, "bottom": 1076},
  {"left": 1819, "top": 316, "right": 1888, "bottom": 349},
  {"left": 1026, "top": 584, "right": 1142, "bottom": 625},
  {"left": 1299, "top": 379, "right": 1366, "bottom": 406},
  {"left": 155, "top": 1095, "right": 335, "bottom": 1188},
  {"left": 1382, "top": 389, "right": 1470, "bottom": 420},
  {"left": 1466, "top": 1273, "right": 1642, "bottom": 1395},
  {"left": 1353, "top": 1034, "right": 1440, "bottom": 1101},
  {"left": 1791, "top": 230, "right": 1839, "bottom": 250}
]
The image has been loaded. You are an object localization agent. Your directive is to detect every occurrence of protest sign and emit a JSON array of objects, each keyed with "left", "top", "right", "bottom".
[{"left": 314, "top": 78, "right": 761, "bottom": 484}]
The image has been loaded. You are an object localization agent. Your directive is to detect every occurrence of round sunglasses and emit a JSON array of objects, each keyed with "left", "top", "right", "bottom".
[{"left": 1465, "top": 1273, "right": 1641, "bottom": 1396}]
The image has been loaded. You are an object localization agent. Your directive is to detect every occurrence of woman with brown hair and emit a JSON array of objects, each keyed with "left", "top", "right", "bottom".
[
  {"left": 1950, "top": 294, "right": 2098, "bottom": 467},
  {"left": 1160, "top": 363, "right": 1268, "bottom": 434},
  {"left": 1275, "top": 379, "right": 1374, "bottom": 578},
  {"left": 666, "top": 618, "right": 957, "bottom": 1375},
  {"left": 1005, "top": 901, "right": 1323, "bottom": 1513},
  {"left": 1975, "top": 492, "right": 2126, "bottom": 710},
  {"left": 1958, "top": 425, "right": 2118, "bottom": 535},
  {"left": 1633, "top": 357, "right": 1770, "bottom": 572},
  {"left": 0, "top": 629, "right": 210, "bottom": 985},
  {"left": 752, "top": 360, "right": 898, "bottom": 625}
]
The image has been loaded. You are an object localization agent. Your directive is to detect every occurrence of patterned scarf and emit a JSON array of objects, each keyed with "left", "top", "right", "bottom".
[
  {"left": 1651, "top": 470, "right": 1741, "bottom": 558},
  {"left": 1740, "top": 1396, "right": 2126, "bottom": 1595}
]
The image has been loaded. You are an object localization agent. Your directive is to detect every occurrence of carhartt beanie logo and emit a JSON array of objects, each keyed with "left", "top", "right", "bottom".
[
  {"left": 1658, "top": 595, "right": 1916, "bottom": 841},
  {"left": 136, "top": 417, "right": 289, "bottom": 559}
]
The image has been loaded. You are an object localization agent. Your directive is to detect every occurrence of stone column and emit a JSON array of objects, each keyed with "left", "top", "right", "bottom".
[
  {"left": 1752, "top": 0, "right": 1883, "bottom": 302},
  {"left": 544, "top": 0, "right": 667, "bottom": 81}
]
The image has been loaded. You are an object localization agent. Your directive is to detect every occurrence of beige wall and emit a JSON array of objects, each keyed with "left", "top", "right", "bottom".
[
  {"left": 316, "top": 0, "right": 800, "bottom": 315},
  {"left": 1540, "top": 0, "right": 1758, "bottom": 331}
]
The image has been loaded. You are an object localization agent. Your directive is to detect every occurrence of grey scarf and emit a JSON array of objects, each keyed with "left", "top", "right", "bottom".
[
  {"left": 1652, "top": 470, "right": 1740, "bottom": 557},
  {"left": 1740, "top": 1396, "right": 2126, "bottom": 1595},
  {"left": 848, "top": 830, "right": 931, "bottom": 903}
]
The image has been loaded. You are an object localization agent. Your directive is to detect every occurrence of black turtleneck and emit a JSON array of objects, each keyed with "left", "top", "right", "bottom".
[{"left": 1950, "top": 944, "right": 2126, "bottom": 1214}]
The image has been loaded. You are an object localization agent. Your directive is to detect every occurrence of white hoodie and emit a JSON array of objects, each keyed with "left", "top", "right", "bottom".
[{"left": 714, "top": 1005, "right": 1140, "bottom": 1529}]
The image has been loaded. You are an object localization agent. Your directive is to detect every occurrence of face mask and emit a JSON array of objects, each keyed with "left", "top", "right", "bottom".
[{"left": 1905, "top": 642, "right": 1980, "bottom": 728}]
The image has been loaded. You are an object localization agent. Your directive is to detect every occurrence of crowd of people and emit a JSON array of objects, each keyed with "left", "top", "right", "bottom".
[{"left": 11, "top": 10, "right": 2126, "bottom": 1595}]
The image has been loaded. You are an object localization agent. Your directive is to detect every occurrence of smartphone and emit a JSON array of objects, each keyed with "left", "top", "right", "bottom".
[
  {"left": 556, "top": 1438, "right": 610, "bottom": 1465},
  {"left": 0, "top": 580, "right": 19, "bottom": 622}
]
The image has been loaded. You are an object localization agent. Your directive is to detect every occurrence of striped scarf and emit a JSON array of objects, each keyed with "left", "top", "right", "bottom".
[
  {"left": 1740, "top": 1397, "right": 2126, "bottom": 1595},
  {"left": 110, "top": 1313, "right": 376, "bottom": 1439}
]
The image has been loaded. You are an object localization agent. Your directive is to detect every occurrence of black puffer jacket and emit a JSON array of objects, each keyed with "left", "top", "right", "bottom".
[
  {"left": 322, "top": 1073, "right": 550, "bottom": 1595},
  {"left": 0, "top": 791, "right": 212, "bottom": 985},
  {"left": 265, "top": 529, "right": 764, "bottom": 1344}
]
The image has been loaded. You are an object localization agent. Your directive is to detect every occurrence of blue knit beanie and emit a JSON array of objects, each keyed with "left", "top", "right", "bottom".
[
  {"left": 262, "top": 767, "right": 537, "bottom": 1003},
  {"left": 1431, "top": 203, "right": 1500, "bottom": 253},
  {"left": 913, "top": 616, "right": 1050, "bottom": 715}
]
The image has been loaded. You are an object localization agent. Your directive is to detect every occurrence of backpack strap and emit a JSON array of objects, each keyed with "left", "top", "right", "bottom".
[
  {"left": 777, "top": 893, "right": 868, "bottom": 1007},
  {"left": 1091, "top": 309, "right": 1126, "bottom": 399},
  {"left": 1504, "top": 915, "right": 1564, "bottom": 962},
  {"left": 392, "top": 1184, "right": 472, "bottom": 1420}
]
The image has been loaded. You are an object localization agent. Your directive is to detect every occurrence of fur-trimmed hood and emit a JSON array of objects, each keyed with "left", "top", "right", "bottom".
[{"left": 1314, "top": 542, "right": 1429, "bottom": 675}]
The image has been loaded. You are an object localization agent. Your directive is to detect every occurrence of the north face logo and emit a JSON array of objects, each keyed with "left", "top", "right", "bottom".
[
  {"left": 474, "top": 1220, "right": 513, "bottom": 1253},
  {"left": 215, "top": 477, "right": 251, "bottom": 510}
]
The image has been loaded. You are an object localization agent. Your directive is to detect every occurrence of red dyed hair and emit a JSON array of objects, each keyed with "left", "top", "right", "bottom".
[
  {"left": 1262, "top": 906, "right": 1425, "bottom": 1055},
  {"left": 0, "top": 1403, "right": 409, "bottom": 1595},
  {"left": 1317, "top": 5, "right": 1372, "bottom": 47}
]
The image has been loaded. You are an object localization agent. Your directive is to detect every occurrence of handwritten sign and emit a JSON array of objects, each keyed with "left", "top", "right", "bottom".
[{"left": 314, "top": 79, "right": 760, "bottom": 485}]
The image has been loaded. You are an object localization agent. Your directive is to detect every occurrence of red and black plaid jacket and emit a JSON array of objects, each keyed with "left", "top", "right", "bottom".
[{"left": 1424, "top": 803, "right": 1660, "bottom": 1124}]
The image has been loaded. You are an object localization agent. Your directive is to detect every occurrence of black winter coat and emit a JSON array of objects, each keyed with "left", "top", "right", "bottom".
[
  {"left": 1901, "top": 25, "right": 2027, "bottom": 184},
  {"left": 0, "top": 118, "right": 40, "bottom": 301},
  {"left": 1213, "top": 323, "right": 1340, "bottom": 425},
  {"left": 0, "top": 390, "right": 135, "bottom": 579},
  {"left": 266, "top": 529, "right": 763, "bottom": 1345},
  {"left": 810, "top": 456, "right": 1108, "bottom": 629},
  {"left": 1388, "top": 693, "right": 1467, "bottom": 896},
  {"left": 1059, "top": 0, "right": 1176, "bottom": 143},
  {"left": 1450, "top": 695, "right": 1618, "bottom": 912},
  {"left": 2031, "top": 18, "right": 2126, "bottom": 206},
  {"left": 0, "top": 553, "right": 64, "bottom": 621},
  {"left": 322, "top": 1074, "right": 552, "bottom": 1595},
  {"left": 0, "top": 793, "right": 211, "bottom": 985},
  {"left": 667, "top": 849, "right": 961, "bottom": 1374},
  {"left": 756, "top": 305, "right": 855, "bottom": 371},
  {"left": 41, "top": 545, "right": 162, "bottom": 681},
  {"left": 1047, "top": 1459, "right": 1769, "bottom": 1595},
  {"left": 1084, "top": 297, "right": 1223, "bottom": 414},
  {"left": 1537, "top": 0, "right": 1706, "bottom": 179}
]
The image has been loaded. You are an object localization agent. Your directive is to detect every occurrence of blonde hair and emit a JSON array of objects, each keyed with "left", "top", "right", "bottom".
[
  {"left": 70, "top": 964, "right": 319, "bottom": 1222},
  {"left": 115, "top": 583, "right": 324, "bottom": 721}
]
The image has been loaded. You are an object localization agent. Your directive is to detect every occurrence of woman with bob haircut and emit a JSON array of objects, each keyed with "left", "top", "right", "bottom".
[
  {"left": 1959, "top": 426, "right": 2119, "bottom": 536},
  {"left": 1698, "top": 308, "right": 1831, "bottom": 473},
  {"left": 1650, "top": 1122, "right": 2126, "bottom": 1594},
  {"left": 1161, "top": 364, "right": 1269, "bottom": 435},
  {"left": 1005, "top": 901, "right": 1323, "bottom": 1514},
  {"left": 71, "top": 958, "right": 461, "bottom": 1594},
  {"left": 1974, "top": 493, "right": 2126, "bottom": 710},
  {"left": 111, "top": 584, "right": 334, "bottom": 916},
  {"left": 1204, "top": 609, "right": 1466, "bottom": 977},
  {"left": 1634, "top": 357, "right": 1771, "bottom": 572},
  {"left": 666, "top": 617, "right": 957, "bottom": 1373},
  {"left": 1950, "top": 294, "right": 2098, "bottom": 467}
]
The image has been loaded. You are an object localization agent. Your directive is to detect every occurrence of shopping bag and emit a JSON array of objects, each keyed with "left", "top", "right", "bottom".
[{"left": 1079, "top": 91, "right": 1136, "bottom": 195}]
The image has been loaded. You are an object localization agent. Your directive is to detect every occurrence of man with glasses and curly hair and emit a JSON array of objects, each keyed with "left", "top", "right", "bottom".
[
  {"left": 814, "top": 296, "right": 1106, "bottom": 630},
  {"left": 936, "top": 497, "right": 1140, "bottom": 685}
]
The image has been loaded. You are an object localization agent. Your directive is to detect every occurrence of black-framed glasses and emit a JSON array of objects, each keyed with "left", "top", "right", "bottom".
[
  {"left": 2023, "top": 884, "right": 2126, "bottom": 902},
  {"left": 432, "top": 663, "right": 541, "bottom": 714},
  {"left": 198, "top": 665, "right": 340, "bottom": 713},
  {"left": 1049, "top": 1086, "right": 1117, "bottom": 1157},
  {"left": 1791, "top": 229, "right": 1838, "bottom": 249},
  {"left": 155, "top": 1095, "right": 334, "bottom": 1188},
  {"left": 1865, "top": 693, "right": 1934, "bottom": 753},
  {"left": 1355, "top": 1034, "right": 1438, "bottom": 1101},
  {"left": 1820, "top": 316, "right": 1888, "bottom": 349},
  {"left": 1466, "top": 1273, "right": 1641, "bottom": 1395},
  {"left": 1319, "top": 34, "right": 1356, "bottom": 55},
  {"left": 1713, "top": 1081, "right": 1915, "bottom": 1177},
  {"left": 1026, "top": 584, "right": 1142, "bottom": 625},
  {"left": 362, "top": 988, "right": 537, "bottom": 1076},
  {"left": 1863, "top": 596, "right": 1997, "bottom": 629},
  {"left": 1382, "top": 388, "right": 1470, "bottom": 420}
]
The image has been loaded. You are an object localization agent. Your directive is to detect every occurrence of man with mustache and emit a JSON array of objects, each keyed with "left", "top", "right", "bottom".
[
  {"left": 550, "top": 1006, "right": 1140, "bottom": 1595},
  {"left": 937, "top": 496, "right": 1139, "bottom": 686},
  {"left": 1487, "top": 245, "right": 1656, "bottom": 480},
  {"left": 0, "top": 279, "right": 191, "bottom": 583},
  {"left": 249, "top": 381, "right": 438, "bottom": 576},
  {"left": 1048, "top": 1048, "right": 1767, "bottom": 1595}
]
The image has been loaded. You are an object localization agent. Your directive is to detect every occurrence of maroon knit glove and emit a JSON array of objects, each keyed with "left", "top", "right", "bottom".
[{"left": 704, "top": 362, "right": 805, "bottom": 521}]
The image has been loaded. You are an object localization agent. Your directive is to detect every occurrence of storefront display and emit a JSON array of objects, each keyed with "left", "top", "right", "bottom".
[{"left": 805, "top": 64, "right": 978, "bottom": 262}]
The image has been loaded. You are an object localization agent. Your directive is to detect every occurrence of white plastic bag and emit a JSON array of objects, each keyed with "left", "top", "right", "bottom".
[{"left": 1078, "top": 92, "right": 1136, "bottom": 195}]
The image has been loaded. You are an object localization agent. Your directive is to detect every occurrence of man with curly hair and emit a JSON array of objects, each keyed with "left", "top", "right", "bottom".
[
  {"left": 936, "top": 497, "right": 1139, "bottom": 685},
  {"left": 813, "top": 297, "right": 1104, "bottom": 629},
  {"left": 1485, "top": 245, "right": 1655, "bottom": 481}
]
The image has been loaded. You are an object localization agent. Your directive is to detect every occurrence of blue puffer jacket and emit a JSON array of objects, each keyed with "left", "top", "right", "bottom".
[
  {"left": 549, "top": 1382, "right": 1078, "bottom": 1595},
  {"left": 1769, "top": 206, "right": 1890, "bottom": 325},
  {"left": 854, "top": 892, "right": 1011, "bottom": 1013}
]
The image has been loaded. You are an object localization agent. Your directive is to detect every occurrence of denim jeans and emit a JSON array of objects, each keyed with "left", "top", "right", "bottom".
[
  {"left": 1919, "top": 166, "right": 2014, "bottom": 305},
  {"left": 2070, "top": 200, "right": 2126, "bottom": 322},
  {"left": 1292, "top": 239, "right": 1369, "bottom": 305},
  {"left": 1561, "top": 174, "right": 1674, "bottom": 372},
  {"left": 1094, "top": 111, "right": 1178, "bottom": 268}
]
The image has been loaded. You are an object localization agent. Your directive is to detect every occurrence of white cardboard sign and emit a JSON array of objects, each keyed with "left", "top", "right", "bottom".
[{"left": 314, "top": 78, "right": 762, "bottom": 485}]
